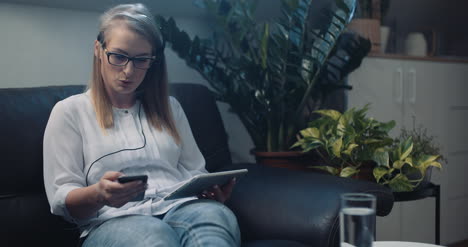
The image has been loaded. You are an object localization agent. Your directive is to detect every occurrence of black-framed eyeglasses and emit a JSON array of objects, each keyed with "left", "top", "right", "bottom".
[{"left": 104, "top": 48, "right": 156, "bottom": 69}]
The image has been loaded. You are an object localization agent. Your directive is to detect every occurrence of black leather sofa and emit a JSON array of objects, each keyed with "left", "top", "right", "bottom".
[{"left": 0, "top": 83, "right": 394, "bottom": 247}]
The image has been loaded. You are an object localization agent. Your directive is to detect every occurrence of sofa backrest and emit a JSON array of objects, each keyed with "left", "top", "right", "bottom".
[
  {"left": 0, "top": 85, "right": 86, "bottom": 196},
  {"left": 169, "top": 83, "right": 232, "bottom": 171},
  {"left": 0, "top": 85, "right": 85, "bottom": 245},
  {"left": 0, "top": 83, "right": 231, "bottom": 245}
]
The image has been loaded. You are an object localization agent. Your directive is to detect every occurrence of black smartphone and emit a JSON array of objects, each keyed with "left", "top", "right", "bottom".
[
  {"left": 117, "top": 175, "right": 148, "bottom": 184},
  {"left": 117, "top": 175, "right": 148, "bottom": 201}
]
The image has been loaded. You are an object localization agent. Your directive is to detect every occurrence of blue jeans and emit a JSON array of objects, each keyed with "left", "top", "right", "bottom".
[{"left": 82, "top": 200, "right": 241, "bottom": 247}]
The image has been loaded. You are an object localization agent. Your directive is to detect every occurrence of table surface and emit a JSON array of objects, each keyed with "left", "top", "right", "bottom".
[{"left": 342, "top": 242, "right": 444, "bottom": 247}]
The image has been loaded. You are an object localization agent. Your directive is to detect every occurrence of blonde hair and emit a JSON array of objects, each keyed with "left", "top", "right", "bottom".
[{"left": 89, "top": 3, "right": 180, "bottom": 144}]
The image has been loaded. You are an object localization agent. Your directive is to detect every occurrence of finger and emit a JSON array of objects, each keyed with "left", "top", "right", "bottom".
[
  {"left": 121, "top": 180, "right": 146, "bottom": 189},
  {"left": 199, "top": 190, "right": 214, "bottom": 200},
  {"left": 212, "top": 185, "right": 226, "bottom": 203},
  {"left": 107, "top": 180, "right": 145, "bottom": 193},
  {"left": 108, "top": 187, "right": 146, "bottom": 207},
  {"left": 120, "top": 182, "right": 146, "bottom": 197},
  {"left": 102, "top": 171, "right": 124, "bottom": 181},
  {"left": 222, "top": 178, "right": 236, "bottom": 196},
  {"left": 198, "top": 193, "right": 208, "bottom": 199},
  {"left": 104, "top": 182, "right": 146, "bottom": 203}
]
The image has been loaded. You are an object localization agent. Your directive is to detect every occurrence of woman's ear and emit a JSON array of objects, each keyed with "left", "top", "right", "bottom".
[{"left": 94, "top": 40, "right": 101, "bottom": 59}]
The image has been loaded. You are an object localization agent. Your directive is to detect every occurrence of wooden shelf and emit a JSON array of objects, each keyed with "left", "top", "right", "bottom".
[{"left": 368, "top": 53, "right": 468, "bottom": 64}]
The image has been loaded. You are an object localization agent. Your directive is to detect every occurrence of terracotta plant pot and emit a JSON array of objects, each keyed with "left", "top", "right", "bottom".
[{"left": 353, "top": 161, "right": 376, "bottom": 182}]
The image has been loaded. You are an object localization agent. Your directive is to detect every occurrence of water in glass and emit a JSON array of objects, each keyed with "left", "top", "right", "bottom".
[{"left": 340, "top": 193, "right": 376, "bottom": 247}]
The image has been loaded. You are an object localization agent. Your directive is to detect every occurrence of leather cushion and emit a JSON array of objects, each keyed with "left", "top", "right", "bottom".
[{"left": 0, "top": 85, "right": 85, "bottom": 196}]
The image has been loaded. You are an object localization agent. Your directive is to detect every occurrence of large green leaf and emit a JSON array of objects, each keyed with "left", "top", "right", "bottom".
[
  {"left": 373, "top": 148, "right": 389, "bottom": 167},
  {"left": 373, "top": 166, "right": 389, "bottom": 183},
  {"left": 337, "top": 115, "right": 347, "bottom": 136},
  {"left": 429, "top": 161, "right": 442, "bottom": 169},
  {"left": 340, "top": 166, "right": 359, "bottom": 177},
  {"left": 300, "top": 127, "right": 320, "bottom": 139},
  {"left": 413, "top": 154, "right": 442, "bottom": 177},
  {"left": 400, "top": 138, "right": 414, "bottom": 160},
  {"left": 379, "top": 120, "right": 396, "bottom": 133},
  {"left": 342, "top": 143, "right": 358, "bottom": 156},
  {"left": 332, "top": 137, "right": 343, "bottom": 157},
  {"left": 392, "top": 160, "right": 406, "bottom": 170},
  {"left": 315, "top": 109, "right": 342, "bottom": 121},
  {"left": 303, "top": 141, "right": 323, "bottom": 152},
  {"left": 416, "top": 155, "right": 440, "bottom": 168},
  {"left": 404, "top": 157, "right": 414, "bottom": 167},
  {"left": 260, "top": 23, "right": 270, "bottom": 69},
  {"left": 388, "top": 174, "right": 415, "bottom": 192}
]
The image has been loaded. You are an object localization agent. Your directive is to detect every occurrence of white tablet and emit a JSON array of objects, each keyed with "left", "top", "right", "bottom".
[{"left": 164, "top": 169, "right": 248, "bottom": 200}]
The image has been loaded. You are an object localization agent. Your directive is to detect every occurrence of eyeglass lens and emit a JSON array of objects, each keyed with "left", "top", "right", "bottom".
[{"left": 108, "top": 53, "right": 153, "bottom": 69}]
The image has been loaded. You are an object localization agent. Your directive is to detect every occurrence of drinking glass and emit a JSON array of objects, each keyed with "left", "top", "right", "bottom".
[{"left": 340, "top": 193, "right": 376, "bottom": 247}]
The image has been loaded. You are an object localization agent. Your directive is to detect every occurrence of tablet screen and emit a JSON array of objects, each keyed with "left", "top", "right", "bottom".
[{"left": 164, "top": 169, "right": 248, "bottom": 200}]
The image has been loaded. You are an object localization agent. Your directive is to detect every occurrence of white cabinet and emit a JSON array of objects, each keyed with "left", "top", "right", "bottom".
[
  {"left": 347, "top": 58, "right": 449, "bottom": 136},
  {"left": 347, "top": 57, "right": 468, "bottom": 245}
]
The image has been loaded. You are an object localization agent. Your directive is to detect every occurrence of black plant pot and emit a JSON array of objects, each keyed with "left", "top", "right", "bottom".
[{"left": 406, "top": 166, "right": 433, "bottom": 191}]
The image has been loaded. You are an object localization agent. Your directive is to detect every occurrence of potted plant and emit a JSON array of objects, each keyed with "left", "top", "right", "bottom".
[
  {"left": 374, "top": 126, "right": 446, "bottom": 191},
  {"left": 293, "top": 105, "right": 444, "bottom": 192},
  {"left": 292, "top": 105, "right": 395, "bottom": 178},
  {"left": 157, "top": 0, "right": 371, "bottom": 166}
]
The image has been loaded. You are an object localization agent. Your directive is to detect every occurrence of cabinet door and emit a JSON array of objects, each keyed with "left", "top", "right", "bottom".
[
  {"left": 402, "top": 60, "right": 449, "bottom": 139},
  {"left": 348, "top": 58, "right": 404, "bottom": 137},
  {"left": 348, "top": 57, "right": 468, "bottom": 244},
  {"left": 439, "top": 62, "right": 468, "bottom": 243},
  {"left": 402, "top": 60, "right": 468, "bottom": 243},
  {"left": 348, "top": 57, "right": 404, "bottom": 241},
  {"left": 397, "top": 61, "right": 446, "bottom": 243}
]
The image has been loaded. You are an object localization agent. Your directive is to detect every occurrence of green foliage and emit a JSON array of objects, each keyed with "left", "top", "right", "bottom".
[
  {"left": 398, "top": 126, "right": 447, "bottom": 163},
  {"left": 293, "top": 105, "right": 444, "bottom": 192},
  {"left": 374, "top": 137, "right": 442, "bottom": 192},
  {"left": 292, "top": 104, "right": 395, "bottom": 177},
  {"left": 376, "top": 126, "right": 445, "bottom": 191},
  {"left": 157, "top": 0, "right": 368, "bottom": 152}
]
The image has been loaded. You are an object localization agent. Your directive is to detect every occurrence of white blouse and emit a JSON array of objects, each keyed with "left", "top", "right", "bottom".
[{"left": 43, "top": 91, "right": 207, "bottom": 237}]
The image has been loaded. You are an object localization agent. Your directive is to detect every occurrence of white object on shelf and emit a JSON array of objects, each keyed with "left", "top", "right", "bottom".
[
  {"left": 380, "top": 26, "right": 390, "bottom": 53},
  {"left": 404, "top": 32, "right": 427, "bottom": 56}
]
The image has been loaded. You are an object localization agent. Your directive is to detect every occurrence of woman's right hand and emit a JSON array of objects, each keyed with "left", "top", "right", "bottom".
[{"left": 95, "top": 171, "right": 147, "bottom": 208}]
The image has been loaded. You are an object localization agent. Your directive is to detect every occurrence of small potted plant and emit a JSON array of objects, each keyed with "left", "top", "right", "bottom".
[
  {"left": 293, "top": 105, "right": 444, "bottom": 192},
  {"left": 374, "top": 126, "right": 446, "bottom": 191},
  {"left": 292, "top": 104, "right": 395, "bottom": 178}
]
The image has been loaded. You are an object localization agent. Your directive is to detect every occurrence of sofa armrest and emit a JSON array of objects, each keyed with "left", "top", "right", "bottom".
[{"left": 223, "top": 163, "right": 394, "bottom": 247}]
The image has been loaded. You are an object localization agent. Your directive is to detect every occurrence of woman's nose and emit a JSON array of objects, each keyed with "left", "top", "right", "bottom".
[{"left": 123, "top": 60, "right": 135, "bottom": 75}]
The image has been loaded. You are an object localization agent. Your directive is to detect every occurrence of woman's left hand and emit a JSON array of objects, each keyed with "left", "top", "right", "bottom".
[{"left": 199, "top": 178, "right": 236, "bottom": 203}]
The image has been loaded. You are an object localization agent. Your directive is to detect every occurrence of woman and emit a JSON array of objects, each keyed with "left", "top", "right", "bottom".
[{"left": 43, "top": 3, "right": 240, "bottom": 246}]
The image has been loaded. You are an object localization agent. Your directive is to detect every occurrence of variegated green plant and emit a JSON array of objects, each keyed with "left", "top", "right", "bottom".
[
  {"left": 293, "top": 105, "right": 443, "bottom": 192},
  {"left": 292, "top": 105, "right": 394, "bottom": 177},
  {"left": 373, "top": 133, "right": 443, "bottom": 192}
]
